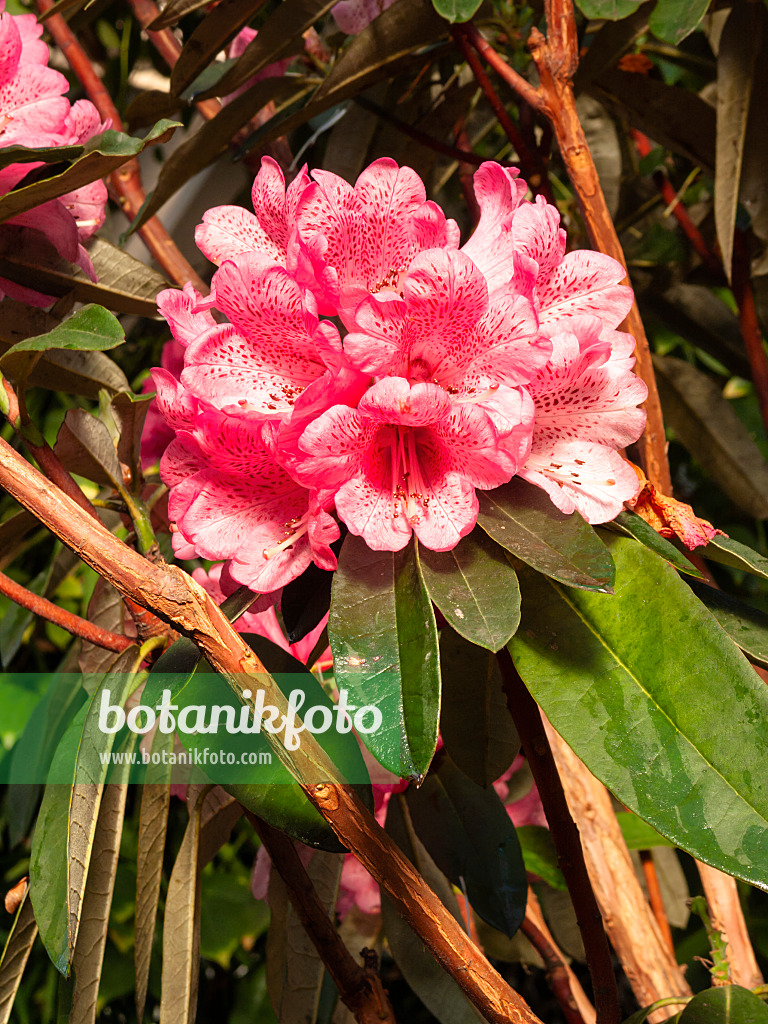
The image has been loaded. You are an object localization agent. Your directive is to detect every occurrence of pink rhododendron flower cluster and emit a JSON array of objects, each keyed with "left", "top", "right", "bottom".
[
  {"left": 0, "top": 2, "right": 109, "bottom": 306},
  {"left": 147, "top": 157, "right": 646, "bottom": 594}
]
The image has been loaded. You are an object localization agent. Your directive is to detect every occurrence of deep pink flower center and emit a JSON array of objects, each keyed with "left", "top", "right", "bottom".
[{"left": 389, "top": 428, "right": 430, "bottom": 525}]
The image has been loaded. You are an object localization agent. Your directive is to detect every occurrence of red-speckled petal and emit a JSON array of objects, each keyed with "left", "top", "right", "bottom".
[{"left": 537, "top": 251, "right": 633, "bottom": 328}]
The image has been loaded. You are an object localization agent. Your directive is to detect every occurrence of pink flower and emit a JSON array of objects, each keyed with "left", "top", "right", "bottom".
[
  {"left": 519, "top": 318, "right": 646, "bottom": 522},
  {"left": 222, "top": 26, "right": 293, "bottom": 106},
  {"left": 0, "top": 4, "right": 109, "bottom": 305}
]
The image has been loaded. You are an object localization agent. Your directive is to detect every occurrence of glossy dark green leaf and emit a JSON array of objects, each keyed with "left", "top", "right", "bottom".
[
  {"left": 439, "top": 626, "right": 519, "bottom": 788},
  {"left": 677, "top": 987, "right": 768, "bottom": 1024},
  {"left": 515, "top": 826, "right": 566, "bottom": 889},
  {"left": 0, "top": 306, "right": 123, "bottom": 366},
  {"left": 615, "top": 811, "right": 675, "bottom": 850},
  {"left": 429, "top": 0, "right": 482, "bottom": 24},
  {"left": 281, "top": 562, "right": 333, "bottom": 645},
  {"left": 653, "top": 355, "right": 768, "bottom": 518},
  {"left": 407, "top": 753, "right": 527, "bottom": 937},
  {"left": 685, "top": 580, "right": 768, "bottom": 669},
  {"left": 509, "top": 535, "right": 768, "bottom": 891},
  {"left": 611, "top": 511, "right": 703, "bottom": 578},
  {"left": 701, "top": 535, "right": 768, "bottom": 582},
  {"left": 418, "top": 530, "right": 521, "bottom": 651},
  {"left": 382, "top": 794, "right": 484, "bottom": 1024},
  {"left": 0, "top": 121, "right": 179, "bottom": 224},
  {"left": 196, "top": 0, "right": 339, "bottom": 100},
  {"left": 649, "top": 0, "right": 709, "bottom": 43},
  {"left": 476, "top": 479, "right": 614, "bottom": 591},
  {"left": 575, "top": 0, "right": 641, "bottom": 19},
  {"left": 329, "top": 534, "right": 440, "bottom": 779}
]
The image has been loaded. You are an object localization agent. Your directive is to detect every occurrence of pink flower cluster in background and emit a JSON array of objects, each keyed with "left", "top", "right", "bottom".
[
  {"left": 0, "top": 2, "right": 109, "bottom": 306},
  {"left": 145, "top": 157, "right": 647, "bottom": 594}
]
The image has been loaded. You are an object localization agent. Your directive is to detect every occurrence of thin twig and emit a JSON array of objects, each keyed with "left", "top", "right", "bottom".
[
  {"left": 497, "top": 651, "right": 621, "bottom": 1024},
  {"left": 0, "top": 568, "right": 133, "bottom": 652},
  {"left": 639, "top": 851, "right": 675, "bottom": 957},
  {"left": 35, "top": 0, "right": 207, "bottom": 293},
  {"left": 732, "top": 233, "right": 768, "bottom": 442},
  {"left": 0, "top": 434, "right": 544, "bottom": 1024},
  {"left": 522, "top": 888, "right": 595, "bottom": 1024},
  {"left": 248, "top": 813, "right": 397, "bottom": 1024}
]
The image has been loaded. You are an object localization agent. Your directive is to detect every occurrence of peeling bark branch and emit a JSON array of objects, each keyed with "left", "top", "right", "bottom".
[{"left": 0, "top": 435, "right": 542, "bottom": 1024}]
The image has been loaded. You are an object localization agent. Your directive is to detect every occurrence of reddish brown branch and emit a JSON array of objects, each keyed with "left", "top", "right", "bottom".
[
  {"left": 0, "top": 567, "right": 132, "bottom": 652},
  {"left": 522, "top": 889, "right": 595, "bottom": 1024},
  {"left": 498, "top": 651, "right": 621, "bottom": 1024},
  {"left": 248, "top": 814, "right": 397, "bottom": 1024},
  {"left": 463, "top": 10, "right": 671, "bottom": 492},
  {"left": 0, "top": 435, "right": 543, "bottom": 1024},
  {"left": 733, "top": 233, "right": 768, "bottom": 441},
  {"left": 35, "top": 0, "right": 207, "bottom": 292},
  {"left": 639, "top": 851, "right": 675, "bottom": 957}
]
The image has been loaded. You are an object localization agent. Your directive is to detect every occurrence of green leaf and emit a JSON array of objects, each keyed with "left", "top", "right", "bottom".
[
  {"left": 0, "top": 889, "right": 37, "bottom": 1024},
  {"left": 714, "top": 3, "right": 766, "bottom": 279},
  {"left": 0, "top": 306, "right": 123, "bottom": 364},
  {"left": 575, "top": 0, "right": 642, "bottom": 20},
  {"left": 649, "top": 0, "right": 709, "bottom": 44},
  {"left": 476, "top": 479, "right": 614, "bottom": 591},
  {"left": 439, "top": 626, "right": 519, "bottom": 788},
  {"left": 686, "top": 580, "right": 768, "bottom": 669},
  {"left": 615, "top": 811, "right": 676, "bottom": 850},
  {"left": 382, "top": 794, "right": 484, "bottom": 1024},
  {"left": 430, "top": 0, "right": 482, "bottom": 24},
  {"left": 509, "top": 535, "right": 768, "bottom": 891},
  {"left": 407, "top": 753, "right": 528, "bottom": 938},
  {"left": 653, "top": 354, "right": 768, "bottom": 519},
  {"left": 329, "top": 534, "right": 440, "bottom": 779},
  {"left": 515, "top": 826, "right": 566, "bottom": 889},
  {"left": 701, "top": 534, "right": 768, "bottom": 582},
  {"left": 0, "top": 121, "right": 179, "bottom": 224},
  {"left": 611, "top": 511, "right": 704, "bottom": 578},
  {"left": 677, "top": 987, "right": 768, "bottom": 1024},
  {"left": 418, "top": 530, "right": 521, "bottom": 651}
]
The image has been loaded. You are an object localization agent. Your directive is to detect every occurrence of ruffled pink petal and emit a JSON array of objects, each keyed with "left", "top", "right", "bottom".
[
  {"left": 297, "top": 404, "right": 377, "bottom": 489},
  {"left": 157, "top": 283, "right": 215, "bottom": 347},
  {"left": 343, "top": 292, "right": 407, "bottom": 376},
  {"left": 0, "top": 14, "right": 22, "bottom": 87},
  {"left": 9, "top": 199, "right": 79, "bottom": 262},
  {"left": 511, "top": 195, "right": 566, "bottom": 280},
  {"left": 334, "top": 443, "right": 413, "bottom": 552},
  {"left": 520, "top": 441, "right": 640, "bottom": 523},
  {"left": 62, "top": 99, "right": 109, "bottom": 143},
  {"left": 537, "top": 251, "right": 633, "bottom": 329},
  {"left": 409, "top": 466, "right": 478, "bottom": 552},
  {"left": 15, "top": 13, "right": 49, "bottom": 66},
  {"left": 195, "top": 206, "right": 278, "bottom": 266},
  {"left": 460, "top": 162, "right": 527, "bottom": 291},
  {"left": 161, "top": 434, "right": 205, "bottom": 488},
  {"left": 426, "top": 404, "right": 517, "bottom": 488},
  {"left": 358, "top": 377, "right": 451, "bottom": 426},
  {"left": 460, "top": 291, "right": 549, "bottom": 389},
  {"left": 0, "top": 63, "right": 69, "bottom": 137},
  {"left": 60, "top": 178, "right": 107, "bottom": 240}
]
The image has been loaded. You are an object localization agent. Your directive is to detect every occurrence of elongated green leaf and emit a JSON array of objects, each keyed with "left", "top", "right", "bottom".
[
  {"left": 135, "top": 733, "right": 172, "bottom": 1024},
  {"left": 509, "top": 536, "right": 768, "bottom": 890},
  {"left": 686, "top": 580, "right": 768, "bottom": 669},
  {"left": 615, "top": 811, "right": 675, "bottom": 850},
  {"left": 329, "top": 534, "right": 440, "bottom": 779},
  {"left": 0, "top": 890, "right": 37, "bottom": 1024},
  {"left": 649, "top": 0, "right": 709, "bottom": 44},
  {"left": 574, "top": 0, "right": 641, "bottom": 19},
  {"left": 407, "top": 754, "right": 527, "bottom": 938},
  {"left": 678, "top": 987, "right": 768, "bottom": 1024},
  {"left": 611, "top": 511, "right": 703, "bottom": 578},
  {"left": 653, "top": 354, "right": 768, "bottom": 519},
  {"left": 160, "top": 787, "right": 205, "bottom": 1024},
  {"left": 266, "top": 849, "right": 342, "bottom": 1024},
  {"left": 0, "top": 305, "right": 123, "bottom": 366},
  {"left": 476, "top": 479, "right": 614, "bottom": 591},
  {"left": 196, "top": 0, "right": 337, "bottom": 100},
  {"left": 29, "top": 652, "right": 141, "bottom": 973},
  {"left": 515, "top": 827, "right": 566, "bottom": 889},
  {"left": 130, "top": 77, "right": 309, "bottom": 232},
  {"left": 439, "top": 626, "right": 519, "bottom": 788},
  {"left": 0, "top": 121, "right": 179, "bottom": 224},
  {"left": 701, "top": 534, "right": 768, "bottom": 581},
  {"left": 418, "top": 530, "right": 521, "bottom": 651},
  {"left": 70, "top": 776, "right": 129, "bottom": 1024},
  {"left": 382, "top": 795, "right": 484, "bottom": 1024},
  {"left": 715, "top": 3, "right": 763, "bottom": 281}
]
